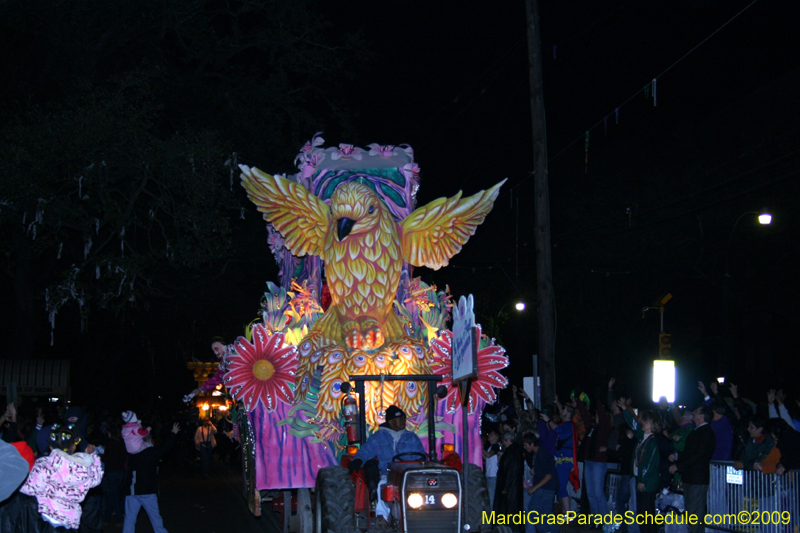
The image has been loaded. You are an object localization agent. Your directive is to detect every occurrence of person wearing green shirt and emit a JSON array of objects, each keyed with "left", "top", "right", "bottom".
[{"left": 620, "top": 403, "right": 661, "bottom": 533}]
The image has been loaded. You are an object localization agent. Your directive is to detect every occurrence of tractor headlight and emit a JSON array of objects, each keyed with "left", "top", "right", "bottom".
[
  {"left": 407, "top": 493, "right": 423, "bottom": 509},
  {"left": 441, "top": 493, "right": 458, "bottom": 509}
]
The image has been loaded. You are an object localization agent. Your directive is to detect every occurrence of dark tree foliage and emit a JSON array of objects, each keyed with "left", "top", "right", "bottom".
[
  {"left": 0, "top": 0, "right": 363, "bottom": 366},
  {"left": 0, "top": 0, "right": 362, "bottom": 158},
  {"left": 0, "top": 84, "right": 237, "bottom": 348}
]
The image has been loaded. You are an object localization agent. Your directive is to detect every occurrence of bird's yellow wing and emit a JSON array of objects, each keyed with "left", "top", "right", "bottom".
[
  {"left": 240, "top": 166, "right": 331, "bottom": 259},
  {"left": 401, "top": 179, "right": 506, "bottom": 270}
]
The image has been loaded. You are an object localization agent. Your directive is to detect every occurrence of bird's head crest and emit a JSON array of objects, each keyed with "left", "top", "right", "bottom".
[{"left": 330, "top": 181, "right": 385, "bottom": 240}]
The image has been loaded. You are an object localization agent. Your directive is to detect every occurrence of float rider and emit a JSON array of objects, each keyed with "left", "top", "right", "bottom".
[{"left": 183, "top": 337, "right": 235, "bottom": 403}]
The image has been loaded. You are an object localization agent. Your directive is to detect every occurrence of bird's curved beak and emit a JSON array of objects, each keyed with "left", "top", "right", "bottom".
[{"left": 337, "top": 217, "right": 356, "bottom": 241}]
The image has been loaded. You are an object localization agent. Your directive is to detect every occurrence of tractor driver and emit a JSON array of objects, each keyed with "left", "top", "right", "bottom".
[{"left": 348, "top": 405, "right": 425, "bottom": 524}]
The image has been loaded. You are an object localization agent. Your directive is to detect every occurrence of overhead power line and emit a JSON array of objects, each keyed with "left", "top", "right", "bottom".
[
  {"left": 554, "top": 141, "right": 800, "bottom": 242},
  {"left": 555, "top": 165, "right": 798, "bottom": 247},
  {"left": 550, "top": 0, "right": 761, "bottom": 163}
]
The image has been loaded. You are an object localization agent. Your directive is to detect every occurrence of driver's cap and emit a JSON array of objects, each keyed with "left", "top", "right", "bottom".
[{"left": 385, "top": 405, "right": 406, "bottom": 420}]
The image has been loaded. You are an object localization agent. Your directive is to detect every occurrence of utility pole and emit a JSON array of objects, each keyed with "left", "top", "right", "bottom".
[
  {"left": 643, "top": 293, "right": 672, "bottom": 356},
  {"left": 526, "top": 0, "right": 556, "bottom": 403}
]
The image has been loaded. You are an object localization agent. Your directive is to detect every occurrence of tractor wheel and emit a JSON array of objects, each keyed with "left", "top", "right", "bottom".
[
  {"left": 314, "top": 466, "right": 355, "bottom": 533},
  {"left": 462, "top": 463, "right": 492, "bottom": 533}
]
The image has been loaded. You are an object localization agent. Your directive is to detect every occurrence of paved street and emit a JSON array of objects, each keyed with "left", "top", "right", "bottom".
[
  {"left": 102, "top": 454, "right": 281, "bottom": 533},
  {"left": 95, "top": 449, "right": 599, "bottom": 533}
]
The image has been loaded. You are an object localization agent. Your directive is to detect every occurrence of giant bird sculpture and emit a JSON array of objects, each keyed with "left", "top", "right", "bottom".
[{"left": 240, "top": 166, "right": 504, "bottom": 352}]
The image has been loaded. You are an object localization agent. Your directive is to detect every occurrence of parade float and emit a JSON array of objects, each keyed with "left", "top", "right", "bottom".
[{"left": 226, "top": 134, "right": 510, "bottom": 530}]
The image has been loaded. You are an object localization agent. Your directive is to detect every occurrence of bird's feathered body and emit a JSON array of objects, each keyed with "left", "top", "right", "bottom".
[
  {"left": 240, "top": 165, "right": 504, "bottom": 353},
  {"left": 241, "top": 165, "right": 504, "bottom": 416},
  {"left": 321, "top": 181, "right": 405, "bottom": 346}
]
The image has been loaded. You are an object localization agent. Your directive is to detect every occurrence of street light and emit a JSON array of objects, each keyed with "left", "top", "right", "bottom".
[
  {"left": 498, "top": 300, "right": 526, "bottom": 317},
  {"left": 721, "top": 209, "right": 772, "bottom": 372}
]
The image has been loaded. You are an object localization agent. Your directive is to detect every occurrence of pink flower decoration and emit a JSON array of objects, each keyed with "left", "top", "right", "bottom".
[
  {"left": 367, "top": 143, "right": 397, "bottom": 157},
  {"left": 267, "top": 226, "right": 286, "bottom": 253},
  {"left": 430, "top": 331, "right": 458, "bottom": 411},
  {"left": 401, "top": 162, "right": 420, "bottom": 181},
  {"left": 226, "top": 325, "right": 297, "bottom": 412},
  {"left": 294, "top": 132, "right": 325, "bottom": 168},
  {"left": 429, "top": 326, "right": 509, "bottom": 414},
  {"left": 301, "top": 153, "right": 326, "bottom": 178},
  {"left": 300, "top": 132, "right": 325, "bottom": 155},
  {"left": 331, "top": 143, "right": 362, "bottom": 161}
]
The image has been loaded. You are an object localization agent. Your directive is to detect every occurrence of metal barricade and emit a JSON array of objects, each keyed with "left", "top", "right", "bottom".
[
  {"left": 707, "top": 461, "right": 799, "bottom": 533},
  {"left": 606, "top": 470, "right": 623, "bottom": 512}
]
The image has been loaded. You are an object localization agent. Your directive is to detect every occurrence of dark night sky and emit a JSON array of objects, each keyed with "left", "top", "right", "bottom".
[
  {"left": 3, "top": 0, "right": 799, "bottom": 409},
  {"left": 318, "top": 0, "right": 800, "bottom": 403}
]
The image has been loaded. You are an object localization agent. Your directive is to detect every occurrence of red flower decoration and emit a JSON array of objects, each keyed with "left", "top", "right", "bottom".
[
  {"left": 430, "top": 331, "right": 459, "bottom": 411},
  {"left": 429, "top": 326, "right": 509, "bottom": 414},
  {"left": 226, "top": 325, "right": 297, "bottom": 412}
]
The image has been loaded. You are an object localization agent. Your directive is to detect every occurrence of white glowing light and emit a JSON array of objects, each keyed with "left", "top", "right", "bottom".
[
  {"left": 758, "top": 213, "right": 772, "bottom": 225},
  {"left": 652, "top": 360, "right": 675, "bottom": 403},
  {"left": 441, "top": 493, "right": 458, "bottom": 508},
  {"left": 515, "top": 302, "right": 526, "bottom": 311},
  {"left": 407, "top": 493, "right": 423, "bottom": 509}
]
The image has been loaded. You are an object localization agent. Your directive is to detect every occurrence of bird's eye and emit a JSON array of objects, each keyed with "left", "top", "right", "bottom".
[{"left": 368, "top": 205, "right": 375, "bottom": 214}]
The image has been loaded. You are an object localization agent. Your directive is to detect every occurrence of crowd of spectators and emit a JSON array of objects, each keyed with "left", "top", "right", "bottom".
[
  {"left": 0, "top": 397, "right": 237, "bottom": 532},
  {"left": 481, "top": 379, "right": 800, "bottom": 533}
]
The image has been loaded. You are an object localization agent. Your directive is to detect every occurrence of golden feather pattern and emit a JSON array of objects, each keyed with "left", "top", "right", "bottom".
[
  {"left": 400, "top": 179, "right": 507, "bottom": 270},
  {"left": 390, "top": 338, "right": 432, "bottom": 417},
  {"left": 294, "top": 336, "right": 316, "bottom": 403},
  {"left": 396, "top": 380, "right": 426, "bottom": 419},
  {"left": 239, "top": 166, "right": 331, "bottom": 259},
  {"left": 309, "top": 308, "right": 344, "bottom": 348},
  {"left": 365, "top": 379, "right": 397, "bottom": 430},
  {"left": 356, "top": 348, "right": 392, "bottom": 430},
  {"left": 361, "top": 382, "right": 380, "bottom": 430},
  {"left": 315, "top": 346, "right": 350, "bottom": 425},
  {"left": 240, "top": 169, "right": 504, "bottom": 405},
  {"left": 345, "top": 349, "right": 374, "bottom": 377}
]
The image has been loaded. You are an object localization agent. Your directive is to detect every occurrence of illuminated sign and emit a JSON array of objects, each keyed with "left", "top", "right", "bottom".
[
  {"left": 452, "top": 294, "right": 477, "bottom": 383},
  {"left": 652, "top": 359, "right": 675, "bottom": 403}
]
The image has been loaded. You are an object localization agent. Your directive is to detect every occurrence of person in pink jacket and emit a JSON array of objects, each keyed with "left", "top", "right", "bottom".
[
  {"left": 20, "top": 424, "right": 104, "bottom": 530},
  {"left": 121, "top": 410, "right": 152, "bottom": 454}
]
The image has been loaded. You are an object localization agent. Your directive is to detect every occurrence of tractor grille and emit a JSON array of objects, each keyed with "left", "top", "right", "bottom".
[
  {"left": 405, "top": 508, "right": 459, "bottom": 533},
  {"left": 404, "top": 470, "right": 460, "bottom": 491},
  {"left": 402, "top": 469, "right": 460, "bottom": 533}
]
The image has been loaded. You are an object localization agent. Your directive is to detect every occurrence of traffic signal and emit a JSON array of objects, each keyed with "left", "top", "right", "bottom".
[{"left": 659, "top": 334, "right": 672, "bottom": 357}]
